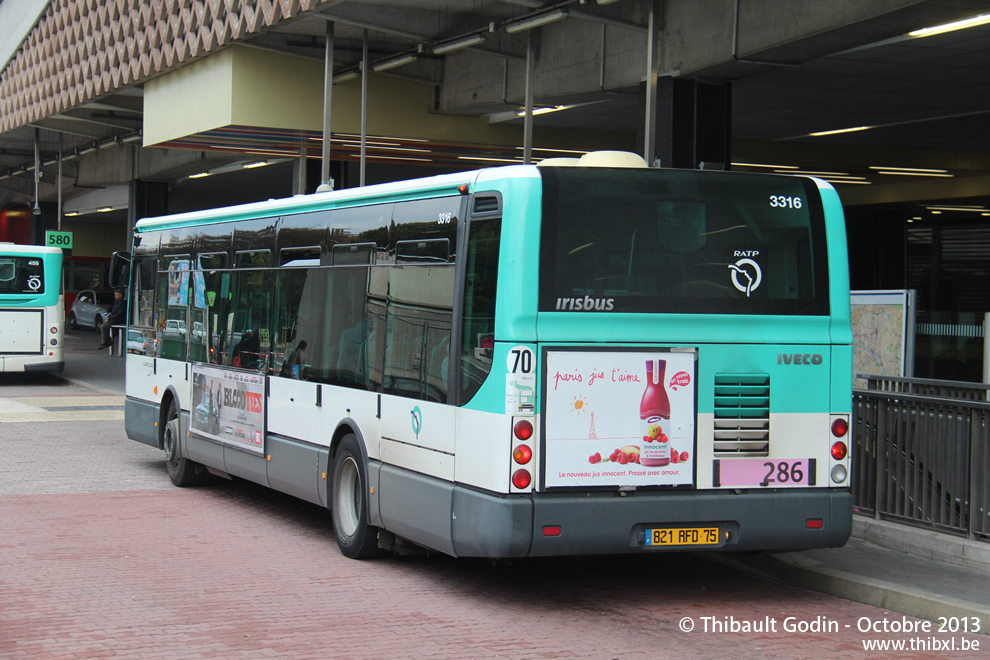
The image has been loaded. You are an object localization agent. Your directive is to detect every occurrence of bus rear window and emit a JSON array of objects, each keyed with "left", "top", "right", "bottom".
[
  {"left": 0, "top": 257, "right": 45, "bottom": 294},
  {"left": 538, "top": 168, "right": 829, "bottom": 316}
]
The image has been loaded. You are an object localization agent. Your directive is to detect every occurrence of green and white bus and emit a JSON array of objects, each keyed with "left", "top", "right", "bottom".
[
  {"left": 0, "top": 243, "right": 64, "bottom": 373},
  {"left": 113, "top": 151, "right": 853, "bottom": 559}
]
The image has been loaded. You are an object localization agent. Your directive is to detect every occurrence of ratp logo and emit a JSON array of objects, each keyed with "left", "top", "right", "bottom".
[
  {"left": 410, "top": 406, "right": 422, "bottom": 440},
  {"left": 728, "top": 258, "right": 762, "bottom": 297}
]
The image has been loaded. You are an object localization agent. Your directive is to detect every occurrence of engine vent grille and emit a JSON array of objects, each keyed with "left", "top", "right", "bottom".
[{"left": 714, "top": 373, "right": 769, "bottom": 457}]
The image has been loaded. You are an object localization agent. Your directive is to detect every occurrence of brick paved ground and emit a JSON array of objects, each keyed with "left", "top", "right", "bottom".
[{"left": 0, "top": 386, "right": 984, "bottom": 658}]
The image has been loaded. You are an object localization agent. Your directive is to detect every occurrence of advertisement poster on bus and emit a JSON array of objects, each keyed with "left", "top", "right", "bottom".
[
  {"left": 190, "top": 364, "right": 265, "bottom": 455},
  {"left": 544, "top": 349, "right": 696, "bottom": 488}
]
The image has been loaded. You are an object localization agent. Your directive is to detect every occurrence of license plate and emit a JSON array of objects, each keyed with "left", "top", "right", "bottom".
[
  {"left": 645, "top": 527, "right": 720, "bottom": 547},
  {"left": 717, "top": 458, "right": 815, "bottom": 488}
]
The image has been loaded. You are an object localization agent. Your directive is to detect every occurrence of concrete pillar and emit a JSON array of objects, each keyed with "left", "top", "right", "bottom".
[
  {"left": 652, "top": 78, "right": 731, "bottom": 170},
  {"left": 127, "top": 180, "right": 168, "bottom": 251}
]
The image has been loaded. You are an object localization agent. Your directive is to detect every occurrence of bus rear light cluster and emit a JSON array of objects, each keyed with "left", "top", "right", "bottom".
[
  {"left": 510, "top": 416, "right": 536, "bottom": 492},
  {"left": 829, "top": 415, "right": 850, "bottom": 484},
  {"left": 49, "top": 326, "right": 58, "bottom": 334}
]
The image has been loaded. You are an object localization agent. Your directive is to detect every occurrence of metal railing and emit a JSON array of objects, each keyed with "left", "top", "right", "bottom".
[
  {"left": 860, "top": 374, "right": 990, "bottom": 401},
  {"left": 852, "top": 379, "right": 990, "bottom": 541}
]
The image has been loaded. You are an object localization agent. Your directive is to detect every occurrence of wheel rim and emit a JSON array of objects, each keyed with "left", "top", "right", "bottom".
[
  {"left": 164, "top": 418, "right": 179, "bottom": 467},
  {"left": 335, "top": 456, "right": 362, "bottom": 539}
]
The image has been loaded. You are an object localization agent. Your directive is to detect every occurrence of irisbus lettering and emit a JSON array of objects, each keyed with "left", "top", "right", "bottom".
[{"left": 555, "top": 296, "right": 615, "bottom": 311}]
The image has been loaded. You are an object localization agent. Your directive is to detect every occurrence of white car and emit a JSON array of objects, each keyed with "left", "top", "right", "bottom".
[{"left": 67, "top": 289, "right": 114, "bottom": 331}]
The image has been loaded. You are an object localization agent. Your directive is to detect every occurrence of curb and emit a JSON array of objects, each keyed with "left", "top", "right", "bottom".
[
  {"left": 769, "top": 551, "right": 990, "bottom": 635},
  {"left": 852, "top": 515, "right": 990, "bottom": 573},
  {"left": 700, "top": 545, "right": 990, "bottom": 636}
]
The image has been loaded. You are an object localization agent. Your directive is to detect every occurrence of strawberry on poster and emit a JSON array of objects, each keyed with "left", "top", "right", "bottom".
[{"left": 544, "top": 350, "right": 696, "bottom": 488}]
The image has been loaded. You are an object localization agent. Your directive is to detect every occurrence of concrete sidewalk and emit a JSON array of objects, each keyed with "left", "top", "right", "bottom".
[
  {"left": 713, "top": 516, "right": 990, "bottom": 634},
  {"left": 55, "top": 328, "right": 125, "bottom": 394}
]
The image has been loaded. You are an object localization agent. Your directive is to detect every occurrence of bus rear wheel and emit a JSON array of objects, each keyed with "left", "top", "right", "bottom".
[
  {"left": 163, "top": 400, "right": 206, "bottom": 487},
  {"left": 331, "top": 433, "right": 383, "bottom": 559}
]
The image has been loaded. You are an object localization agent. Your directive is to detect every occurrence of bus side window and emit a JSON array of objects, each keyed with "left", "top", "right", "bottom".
[
  {"left": 459, "top": 216, "right": 501, "bottom": 405},
  {"left": 132, "top": 257, "right": 156, "bottom": 327}
]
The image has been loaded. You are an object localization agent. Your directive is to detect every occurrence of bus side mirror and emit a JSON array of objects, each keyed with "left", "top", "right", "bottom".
[{"left": 109, "top": 251, "right": 131, "bottom": 289}]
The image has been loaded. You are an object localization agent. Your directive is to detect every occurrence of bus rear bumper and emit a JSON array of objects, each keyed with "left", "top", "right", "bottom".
[
  {"left": 23, "top": 360, "right": 64, "bottom": 373},
  {"left": 450, "top": 487, "right": 851, "bottom": 558}
]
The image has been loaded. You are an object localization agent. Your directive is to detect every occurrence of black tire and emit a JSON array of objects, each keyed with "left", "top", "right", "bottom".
[
  {"left": 67, "top": 313, "right": 77, "bottom": 331},
  {"left": 163, "top": 400, "right": 206, "bottom": 487},
  {"left": 94, "top": 314, "right": 103, "bottom": 332},
  {"left": 331, "top": 433, "right": 383, "bottom": 559}
]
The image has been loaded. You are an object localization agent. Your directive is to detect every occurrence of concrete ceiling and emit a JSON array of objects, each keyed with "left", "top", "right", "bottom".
[{"left": 2, "top": 0, "right": 990, "bottom": 215}]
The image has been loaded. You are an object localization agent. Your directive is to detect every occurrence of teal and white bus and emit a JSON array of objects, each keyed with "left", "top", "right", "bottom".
[
  {"left": 113, "top": 151, "right": 853, "bottom": 559},
  {"left": 0, "top": 243, "right": 64, "bottom": 373}
]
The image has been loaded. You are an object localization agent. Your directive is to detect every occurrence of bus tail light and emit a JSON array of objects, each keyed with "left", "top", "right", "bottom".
[
  {"left": 831, "top": 441, "right": 847, "bottom": 460},
  {"left": 512, "top": 444, "right": 532, "bottom": 465},
  {"left": 512, "top": 469, "right": 532, "bottom": 489},
  {"left": 514, "top": 419, "right": 533, "bottom": 440},
  {"left": 831, "top": 417, "right": 849, "bottom": 437},
  {"left": 50, "top": 326, "right": 58, "bottom": 334}
]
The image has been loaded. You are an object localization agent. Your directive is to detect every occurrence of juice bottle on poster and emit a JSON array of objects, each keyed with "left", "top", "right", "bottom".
[{"left": 640, "top": 359, "right": 671, "bottom": 466}]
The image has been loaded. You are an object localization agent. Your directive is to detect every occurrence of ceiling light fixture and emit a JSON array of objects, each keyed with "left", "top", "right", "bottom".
[
  {"left": 333, "top": 69, "right": 360, "bottom": 84},
  {"left": 731, "top": 162, "right": 800, "bottom": 169},
  {"left": 243, "top": 161, "right": 269, "bottom": 169},
  {"left": 505, "top": 10, "right": 569, "bottom": 34},
  {"left": 925, "top": 206, "right": 987, "bottom": 212},
  {"left": 516, "top": 106, "right": 562, "bottom": 116},
  {"left": 877, "top": 171, "right": 953, "bottom": 178},
  {"left": 807, "top": 126, "right": 872, "bottom": 137},
  {"left": 457, "top": 156, "right": 526, "bottom": 163},
  {"left": 188, "top": 172, "right": 211, "bottom": 179},
  {"left": 775, "top": 169, "right": 853, "bottom": 176},
  {"left": 433, "top": 34, "right": 486, "bottom": 55},
  {"left": 97, "top": 206, "right": 113, "bottom": 213},
  {"left": 868, "top": 165, "right": 948, "bottom": 173},
  {"left": 372, "top": 53, "right": 417, "bottom": 72},
  {"left": 908, "top": 13, "right": 990, "bottom": 38}
]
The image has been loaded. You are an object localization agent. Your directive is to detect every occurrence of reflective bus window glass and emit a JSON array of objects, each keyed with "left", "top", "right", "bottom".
[
  {"left": 229, "top": 269, "right": 274, "bottom": 370},
  {"left": 538, "top": 168, "right": 829, "bottom": 316},
  {"left": 273, "top": 268, "right": 328, "bottom": 380},
  {"left": 332, "top": 243, "right": 375, "bottom": 266},
  {"left": 198, "top": 253, "right": 228, "bottom": 270},
  {"left": 131, "top": 257, "right": 156, "bottom": 327},
  {"left": 280, "top": 246, "right": 322, "bottom": 267},
  {"left": 157, "top": 259, "right": 191, "bottom": 360},
  {"left": 0, "top": 257, "right": 45, "bottom": 294},
  {"left": 459, "top": 217, "right": 501, "bottom": 405},
  {"left": 236, "top": 250, "right": 271, "bottom": 268},
  {"left": 383, "top": 265, "right": 455, "bottom": 402},
  {"left": 390, "top": 197, "right": 461, "bottom": 264},
  {"left": 325, "top": 266, "right": 382, "bottom": 390}
]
